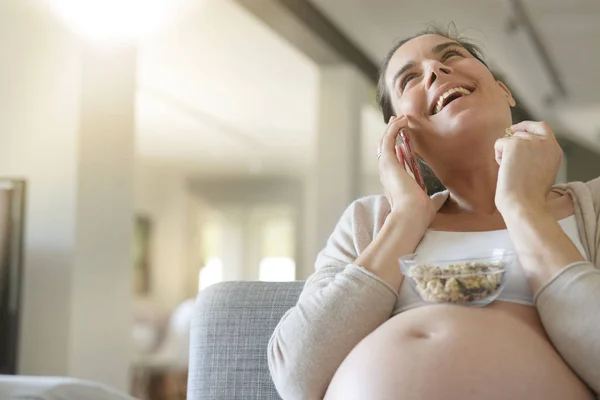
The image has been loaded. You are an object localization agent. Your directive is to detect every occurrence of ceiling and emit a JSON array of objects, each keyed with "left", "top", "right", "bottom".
[
  {"left": 136, "top": 0, "right": 319, "bottom": 177},
  {"left": 136, "top": 0, "right": 600, "bottom": 177}
]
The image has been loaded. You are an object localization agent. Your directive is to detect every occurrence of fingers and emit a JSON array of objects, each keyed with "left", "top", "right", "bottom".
[
  {"left": 494, "top": 137, "right": 507, "bottom": 166},
  {"left": 381, "top": 116, "right": 408, "bottom": 151},
  {"left": 511, "top": 131, "right": 536, "bottom": 140},
  {"left": 509, "top": 120, "right": 554, "bottom": 138},
  {"left": 494, "top": 134, "right": 524, "bottom": 165},
  {"left": 379, "top": 116, "right": 408, "bottom": 165},
  {"left": 494, "top": 130, "right": 545, "bottom": 165},
  {"left": 506, "top": 130, "right": 546, "bottom": 142},
  {"left": 395, "top": 144, "right": 406, "bottom": 168}
]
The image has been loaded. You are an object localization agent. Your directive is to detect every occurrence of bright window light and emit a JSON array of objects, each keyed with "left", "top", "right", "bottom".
[
  {"left": 199, "top": 258, "right": 223, "bottom": 291},
  {"left": 259, "top": 257, "right": 296, "bottom": 282},
  {"left": 47, "top": 0, "right": 178, "bottom": 43}
]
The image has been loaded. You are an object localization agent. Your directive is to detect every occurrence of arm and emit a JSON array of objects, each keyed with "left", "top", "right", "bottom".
[
  {"left": 495, "top": 121, "right": 600, "bottom": 394},
  {"left": 503, "top": 207, "right": 600, "bottom": 394},
  {"left": 503, "top": 207, "right": 584, "bottom": 293},
  {"left": 267, "top": 199, "right": 430, "bottom": 400}
]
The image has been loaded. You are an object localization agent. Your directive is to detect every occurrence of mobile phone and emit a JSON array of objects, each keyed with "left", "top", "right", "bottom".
[{"left": 398, "top": 129, "right": 427, "bottom": 192}]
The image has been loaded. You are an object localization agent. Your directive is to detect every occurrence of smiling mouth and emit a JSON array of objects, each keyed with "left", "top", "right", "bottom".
[{"left": 432, "top": 87, "right": 473, "bottom": 115}]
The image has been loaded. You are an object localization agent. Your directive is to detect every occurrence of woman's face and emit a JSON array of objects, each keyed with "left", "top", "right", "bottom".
[{"left": 384, "top": 34, "right": 515, "bottom": 160}]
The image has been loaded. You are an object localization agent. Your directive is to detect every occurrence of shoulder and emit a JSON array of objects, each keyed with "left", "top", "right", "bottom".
[
  {"left": 313, "top": 195, "right": 390, "bottom": 272},
  {"left": 584, "top": 176, "right": 600, "bottom": 204},
  {"left": 343, "top": 195, "right": 390, "bottom": 232},
  {"left": 342, "top": 191, "right": 448, "bottom": 230},
  {"left": 347, "top": 194, "right": 390, "bottom": 215},
  {"left": 328, "top": 195, "right": 390, "bottom": 254},
  {"left": 569, "top": 177, "right": 600, "bottom": 212},
  {"left": 564, "top": 178, "right": 600, "bottom": 215}
]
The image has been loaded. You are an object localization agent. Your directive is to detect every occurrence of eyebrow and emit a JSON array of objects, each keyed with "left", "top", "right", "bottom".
[
  {"left": 432, "top": 41, "right": 461, "bottom": 54},
  {"left": 391, "top": 41, "right": 463, "bottom": 89}
]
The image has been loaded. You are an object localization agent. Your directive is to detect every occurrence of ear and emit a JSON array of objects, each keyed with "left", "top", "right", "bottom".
[{"left": 496, "top": 81, "right": 516, "bottom": 107}]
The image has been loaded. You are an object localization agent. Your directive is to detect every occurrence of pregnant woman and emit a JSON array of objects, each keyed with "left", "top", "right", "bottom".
[{"left": 268, "top": 26, "right": 600, "bottom": 400}]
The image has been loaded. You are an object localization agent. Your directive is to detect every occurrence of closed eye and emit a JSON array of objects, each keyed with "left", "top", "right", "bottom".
[
  {"left": 400, "top": 73, "right": 419, "bottom": 91},
  {"left": 441, "top": 48, "right": 464, "bottom": 62}
]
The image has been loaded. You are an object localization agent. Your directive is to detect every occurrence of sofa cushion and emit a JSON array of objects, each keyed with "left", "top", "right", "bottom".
[{"left": 187, "top": 281, "right": 304, "bottom": 400}]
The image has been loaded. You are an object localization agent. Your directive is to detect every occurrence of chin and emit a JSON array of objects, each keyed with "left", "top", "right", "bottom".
[{"left": 439, "top": 108, "right": 504, "bottom": 138}]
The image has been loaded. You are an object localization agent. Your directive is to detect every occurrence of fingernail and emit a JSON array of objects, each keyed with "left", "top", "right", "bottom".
[{"left": 389, "top": 115, "right": 395, "bottom": 123}]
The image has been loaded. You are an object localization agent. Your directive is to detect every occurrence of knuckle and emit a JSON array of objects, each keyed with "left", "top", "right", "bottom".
[
  {"left": 386, "top": 119, "right": 399, "bottom": 128},
  {"left": 389, "top": 119, "right": 406, "bottom": 130}
]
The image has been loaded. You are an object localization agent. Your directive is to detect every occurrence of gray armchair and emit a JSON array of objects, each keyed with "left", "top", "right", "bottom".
[{"left": 186, "top": 281, "right": 304, "bottom": 400}]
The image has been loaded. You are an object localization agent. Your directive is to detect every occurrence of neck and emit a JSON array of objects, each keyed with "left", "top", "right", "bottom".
[{"left": 435, "top": 157, "right": 500, "bottom": 215}]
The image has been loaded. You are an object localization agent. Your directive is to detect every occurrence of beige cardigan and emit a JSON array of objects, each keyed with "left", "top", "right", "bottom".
[{"left": 268, "top": 178, "right": 600, "bottom": 400}]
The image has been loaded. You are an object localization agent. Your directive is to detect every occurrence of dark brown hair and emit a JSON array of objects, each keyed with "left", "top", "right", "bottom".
[{"left": 376, "top": 24, "right": 490, "bottom": 123}]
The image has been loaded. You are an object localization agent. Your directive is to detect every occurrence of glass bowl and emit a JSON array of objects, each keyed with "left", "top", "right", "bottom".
[{"left": 399, "top": 249, "right": 515, "bottom": 306}]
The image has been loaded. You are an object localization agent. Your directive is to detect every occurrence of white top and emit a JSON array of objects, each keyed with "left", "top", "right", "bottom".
[{"left": 396, "top": 215, "right": 587, "bottom": 312}]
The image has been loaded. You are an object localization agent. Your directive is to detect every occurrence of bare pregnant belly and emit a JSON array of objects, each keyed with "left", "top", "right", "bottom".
[{"left": 325, "top": 302, "right": 594, "bottom": 400}]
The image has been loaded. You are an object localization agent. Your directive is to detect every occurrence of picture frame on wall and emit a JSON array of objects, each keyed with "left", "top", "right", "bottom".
[
  {"left": 0, "top": 179, "right": 26, "bottom": 374},
  {"left": 133, "top": 215, "right": 152, "bottom": 296}
]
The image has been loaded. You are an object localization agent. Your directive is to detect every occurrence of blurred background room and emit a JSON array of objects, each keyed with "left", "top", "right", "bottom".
[{"left": 0, "top": 0, "right": 599, "bottom": 399}]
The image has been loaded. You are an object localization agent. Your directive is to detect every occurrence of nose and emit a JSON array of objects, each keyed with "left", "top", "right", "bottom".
[{"left": 425, "top": 61, "right": 452, "bottom": 89}]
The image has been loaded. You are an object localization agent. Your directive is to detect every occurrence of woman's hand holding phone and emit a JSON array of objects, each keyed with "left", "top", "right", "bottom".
[
  {"left": 378, "top": 115, "right": 445, "bottom": 224},
  {"left": 353, "top": 115, "right": 447, "bottom": 290},
  {"left": 398, "top": 130, "right": 426, "bottom": 191}
]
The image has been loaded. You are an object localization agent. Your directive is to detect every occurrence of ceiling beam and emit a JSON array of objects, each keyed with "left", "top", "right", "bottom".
[
  {"left": 235, "top": 0, "right": 379, "bottom": 84},
  {"left": 508, "top": 0, "right": 567, "bottom": 99}
]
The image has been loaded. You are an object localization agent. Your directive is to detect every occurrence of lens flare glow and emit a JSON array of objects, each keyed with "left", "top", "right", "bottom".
[{"left": 48, "top": 0, "right": 177, "bottom": 43}]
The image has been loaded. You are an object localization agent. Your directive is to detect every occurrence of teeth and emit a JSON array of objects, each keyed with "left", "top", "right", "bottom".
[{"left": 434, "top": 87, "right": 472, "bottom": 114}]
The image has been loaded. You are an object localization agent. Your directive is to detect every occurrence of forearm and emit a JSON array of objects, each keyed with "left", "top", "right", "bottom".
[
  {"left": 269, "top": 264, "right": 397, "bottom": 399},
  {"left": 535, "top": 262, "right": 600, "bottom": 394},
  {"left": 503, "top": 205, "right": 600, "bottom": 392},
  {"left": 502, "top": 207, "right": 584, "bottom": 293},
  {"left": 270, "top": 208, "right": 428, "bottom": 398},
  {"left": 355, "top": 210, "right": 430, "bottom": 291}
]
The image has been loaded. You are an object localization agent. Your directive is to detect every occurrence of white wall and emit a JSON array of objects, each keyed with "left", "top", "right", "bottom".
[
  {"left": 300, "top": 64, "right": 367, "bottom": 280},
  {"left": 0, "top": 1, "right": 135, "bottom": 389},
  {"left": 360, "top": 174, "right": 383, "bottom": 198},
  {"left": 68, "top": 45, "right": 135, "bottom": 388},
  {"left": 0, "top": 0, "right": 79, "bottom": 376}
]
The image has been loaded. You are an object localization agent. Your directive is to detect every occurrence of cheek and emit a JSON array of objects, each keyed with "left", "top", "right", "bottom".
[
  {"left": 394, "top": 92, "right": 427, "bottom": 118},
  {"left": 475, "top": 74, "right": 504, "bottom": 101},
  {"left": 479, "top": 85, "right": 510, "bottom": 111}
]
